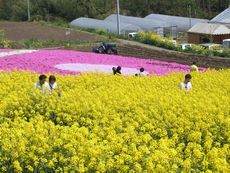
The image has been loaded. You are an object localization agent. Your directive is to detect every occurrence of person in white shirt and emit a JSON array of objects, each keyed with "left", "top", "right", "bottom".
[
  {"left": 135, "top": 67, "right": 146, "bottom": 76},
  {"left": 49, "top": 75, "right": 61, "bottom": 96},
  {"left": 180, "top": 74, "right": 192, "bottom": 91},
  {"left": 139, "top": 67, "right": 146, "bottom": 76},
  {"left": 190, "top": 62, "right": 199, "bottom": 72},
  {"left": 34, "top": 74, "right": 50, "bottom": 94}
]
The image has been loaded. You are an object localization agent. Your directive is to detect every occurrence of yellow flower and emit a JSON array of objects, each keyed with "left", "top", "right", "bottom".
[
  {"left": 0, "top": 70, "right": 229, "bottom": 172},
  {"left": 13, "top": 160, "right": 22, "bottom": 172}
]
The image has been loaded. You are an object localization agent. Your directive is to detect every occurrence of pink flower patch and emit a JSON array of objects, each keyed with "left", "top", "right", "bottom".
[{"left": 0, "top": 49, "right": 194, "bottom": 75}]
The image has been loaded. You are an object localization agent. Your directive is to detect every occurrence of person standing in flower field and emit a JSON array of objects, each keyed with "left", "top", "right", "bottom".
[
  {"left": 190, "top": 61, "right": 199, "bottom": 72},
  {"left": 112, "top": 66, "right": 122, "bottom": 75},
  {"left": 112, "top": 67, "right": 117, "bottom": 75},
  {"left": 34, "top": 74, "right": 50, "bottom": 94},
  {"left": 116, "top": 66, "right": 122, "bottom": 74},
  {"left": 180, "top": 74, "right": 192, "bottom": 91},
  {"left": 49, "top": 75, "right": 61, "bottom": 97},
  {"left": 136, "top": 67, "right": 146, "bottom": 76}
]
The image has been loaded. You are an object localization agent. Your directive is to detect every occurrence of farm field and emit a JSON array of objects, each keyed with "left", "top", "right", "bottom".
[
  {"left": 1, "top": 21, "right": 230, "bottom": 69},
  {"left": 0, "top": 70, "right": 229, "bottom": 172},
  {"left": 0, "top": 22, "right": 102, "bottom": 42},
  {"left": 0, "top": 49, "right": 229, "bottom": 172}
]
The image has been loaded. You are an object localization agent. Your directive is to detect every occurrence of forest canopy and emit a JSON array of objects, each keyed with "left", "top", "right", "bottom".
[{"left": 0, "top": 0, "right": 229, "bottom": 21}]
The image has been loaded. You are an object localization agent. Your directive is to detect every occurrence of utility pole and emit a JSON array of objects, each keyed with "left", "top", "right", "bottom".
[
  {"left": 116, "top": 0, "right": 121, "bottom": 35},
  {"left": 188, "top": 4, "right": 192, "bottom": 29},
  {"left": 27, "top": 0, "right": 31, "bottom": 21}
]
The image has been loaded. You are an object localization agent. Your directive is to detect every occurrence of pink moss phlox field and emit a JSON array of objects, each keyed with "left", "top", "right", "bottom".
[{"left": 0, "top": 49, "right": 193, "bottom": 75}]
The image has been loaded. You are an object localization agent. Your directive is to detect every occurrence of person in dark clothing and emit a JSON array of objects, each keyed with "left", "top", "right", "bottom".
[
  {"left": 116, "top": 66, "right": 121, "bottom": 74},
  {"left": 112, "top": 66, "right": 122, "bottom": 75},
  {"left": 112, "top": 67, "right": 116, "bottom": 75}
]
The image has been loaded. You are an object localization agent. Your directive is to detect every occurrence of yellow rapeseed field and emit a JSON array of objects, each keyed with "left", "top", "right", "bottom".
[{"left": 0, "top": 70, "right": 229, "bottom": 172}]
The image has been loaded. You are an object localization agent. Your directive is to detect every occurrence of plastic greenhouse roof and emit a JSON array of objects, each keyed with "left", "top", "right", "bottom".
[
  {"left": 188, "top": 23, "right": 230, "bottom": 35},
  {"left": 211, "top": 7, "right": 230, "bottom": 24},
  {"left": 145, "top": 13, "right": 208, "bottom": 31},
  {"left": 104, "top": 14, "right": 170, "bottom": 31},
  {"left": 70, "top": 17, "right": 142, "bottom": 34}
]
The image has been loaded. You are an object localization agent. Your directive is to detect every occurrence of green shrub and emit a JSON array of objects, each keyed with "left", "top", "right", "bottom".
[
  {"left": 0, "top": 30, "right": 17, "bottom": 48},
  {"left": 0, "top": 30, "right": 5, "bottom": 39},
  {"left": 39, "top": 20, "right": 69, "bottom": 29},
  {"left": 135, "top": 32, "right": 230, "bottom": 57},
  {"left": 23, "top": 39, "right": 43, "bottom": 49},
  {"left": 22, "top": 39, "right": 83, "bottom": 49},
  {"left": 135, "top": 32, "right": 179, "bottom": 51},
  {"left": 75, "top": 27, "right": 117, "bottom": 41},
  {"left": 190, "top": 45, "right": 207, "bottom": 55},
  {"left": 95, "top": 29, "right": 107, "bottom": 35},
  {"left": 0, "top": 39, "right": 15, "bottom": 48},
  {"left": 212, "top": 49, "right": 230, "bottom": 57}
]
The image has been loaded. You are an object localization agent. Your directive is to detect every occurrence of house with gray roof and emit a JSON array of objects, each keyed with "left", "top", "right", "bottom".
[{"left": 188, "top": 7, "right": 230, "bottom": 44}]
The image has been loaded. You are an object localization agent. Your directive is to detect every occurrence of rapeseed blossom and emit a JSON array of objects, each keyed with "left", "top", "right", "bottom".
[{"left": 0, "top": 70, "right": 229, "bottom": 172}]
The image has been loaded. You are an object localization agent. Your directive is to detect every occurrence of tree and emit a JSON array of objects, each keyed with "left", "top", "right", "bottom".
[{"left": 0, "top": 0, "right": 229, "bottom": 21}]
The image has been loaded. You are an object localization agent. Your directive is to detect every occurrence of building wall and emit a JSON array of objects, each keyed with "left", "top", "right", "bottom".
[
  {"left": 213, "top": 34, "right": 230, "bottom": 43},
  {"left": 188, "top": 33, "right": 201, "bottom": 44},
  {"left": 188, "top": 33, "right": 230, "bottom": 44}
]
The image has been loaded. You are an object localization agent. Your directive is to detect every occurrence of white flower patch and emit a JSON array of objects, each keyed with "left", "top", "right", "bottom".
[
  {"left": 54, "top": 63, "right": 141, "bottom": 75},
  {"left": 0, "top": 50, "right": 38, "bottom": 57}
]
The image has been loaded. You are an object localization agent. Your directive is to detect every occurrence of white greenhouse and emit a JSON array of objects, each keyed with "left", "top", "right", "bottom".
[
  {"left": 104, "top": 14, "right": 172, "bottom": 36},
  {"left": 70, "top": 17, "right": 142, "bottom": 34},
  {"left": 145, "top": 13, "right": 209, "bottom": 32}
]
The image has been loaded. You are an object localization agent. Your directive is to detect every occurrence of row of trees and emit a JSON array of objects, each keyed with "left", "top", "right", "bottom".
[{"left": 0, "top": 0, "right": 229, "bottom": 21}]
